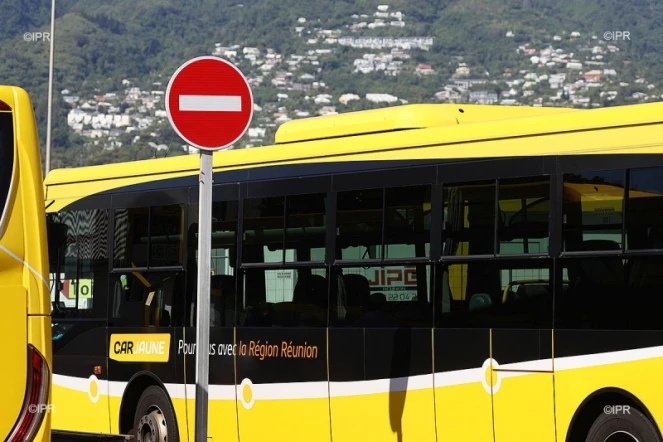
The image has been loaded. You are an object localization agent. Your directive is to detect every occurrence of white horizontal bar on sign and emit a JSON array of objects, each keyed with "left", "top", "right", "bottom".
[{"left": 179, "top": 95, "right": 242, "bottom": 112}]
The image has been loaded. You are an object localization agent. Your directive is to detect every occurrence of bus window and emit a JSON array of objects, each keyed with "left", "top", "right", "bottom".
[
  {"left": 0, "top": 112, "right": 13, "bottom": 239},
  {"left": 334, "top": 264, "right": 433, "bottom": 327},
  {"left": 114, "top": 204, "right": 184, "bottom": 268},
  {"left": 48, "top": 209, "right": 109, "bottom": 319},
  {"left": 498, "top": 176, "right": 550, "bottom": 255},
  {"left": 563, "top": 169, "right": 625, "bottom": 251},
  {"left": 626, "top": 167, "right": 663, "bottom": 250},
  {"left": 439, "top": 260, "right": 552, "bottom": 329},
  {"left": 385, "top": 185, "right": 430, "bottom": 259},
  {"left": 337, "top": 188, "right": 383, "bottom": 260},
  {"left": 243, "top": 196, "right": 285, "bottom": 263},
  {"left": 240, "top": 267, "right": 328, "bottom": 327},
  {"left": 442, "top": 180, "right": 496, "bottom": 257},
  {"left": 187, "top": 200, "right": 239, "bottom": 327},
  {"left": 111, "top": 271, "right": 181, "bottom": 327},
  {"left": 285, "top": 193, "right": 326, "bottom": 262}
]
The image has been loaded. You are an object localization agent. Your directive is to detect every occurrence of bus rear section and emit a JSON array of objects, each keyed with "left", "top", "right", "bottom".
[{"left": 0, "top": 86, "right": 52, "bottom": 442}]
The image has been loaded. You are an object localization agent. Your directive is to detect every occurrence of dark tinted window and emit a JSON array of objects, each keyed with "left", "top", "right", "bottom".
[
  {"left": 114, "top": 205, "right": 185, "bottom": 268},
  {"left": 110, "top": 271, "right": 183, "bottom": 327},
  {"left": 563, "top": 170, "right": 624, "bottom": 252},
  {"left": 627, "top": 167, "right": 663, "bottom": 250},
  {"left": 337, "top": 188, "right": 383, "bottom": 260},
  {"left": 239, "top": 267, "right": 328, "bottom": 327},
  {"left": 498, "top": 176, "right": 550, "bottom": 255},
  {"left": 337, "top": 185, "right": 431, "bottom": 261},
  {"left": 437, "top": 260, "right": 552, "bottom": 329},
  {"left": 285, "top": 193, "right": 326, "bottom": 262},
  {"left": 187, "top": 200, "right": 238, "bottom": 327},
  {"left": 332, "top": 264, "right": 433, "bottom": 327},
  {"left": 0, "top": 113, "right": 13, "bottom": 232},
  {"left": 385, "top": 185, "right": 430, "bottom": 259},
  {"left": 49, "top": 209, "right": 109, "bottom": 319},
  {"left": 243, "top": 196, "right": 285, "bottom": 263},
  {"left": 442, "top": 181, "right": 496, "bottom": 256}
]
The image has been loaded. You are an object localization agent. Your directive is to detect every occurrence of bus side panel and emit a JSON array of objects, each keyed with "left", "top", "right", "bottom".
[
  {"left": 52, "top": 325, "right": 110, "bottom": 433},
  {"left": 329, "top": 328, "right": 436, "bottom": 442},
  {"left": 0, "top": 286, "right": 27, "bottom": 438},
  {"left": 434, "top": 329, "right": 493, "bottom": 441},
  {"left": 182, "top": 327, "right": 238, "bottom": 442},
  {"left": 107, "top": 328, "right": 177, "bottom": 435},
  {"left": 554, "top": 330, "right": 663, "bottom": 441},
  {"left": 492, "top": 329, "right": 555, "bottom": 442},
  {"left": 235, "top": 328, "right": 329, "bottom": 442}
]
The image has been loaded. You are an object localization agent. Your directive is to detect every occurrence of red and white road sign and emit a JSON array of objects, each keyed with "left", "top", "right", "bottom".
[{"left": 165, "top": 56, "right": 253, "bottom": 151}]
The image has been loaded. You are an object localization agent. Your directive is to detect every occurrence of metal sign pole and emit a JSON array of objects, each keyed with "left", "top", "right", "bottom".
[{"left": 194, "top": 149, "right": 213, "bottom": 442}]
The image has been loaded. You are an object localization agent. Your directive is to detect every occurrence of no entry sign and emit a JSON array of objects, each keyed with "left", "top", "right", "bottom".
[{"left": 165, "top": 56, "right": 253, "bottom": 150}]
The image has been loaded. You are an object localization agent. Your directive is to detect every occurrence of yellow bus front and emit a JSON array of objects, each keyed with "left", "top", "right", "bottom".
[{"left": 0, "top": 86, "right": 52, "bottom": 442}]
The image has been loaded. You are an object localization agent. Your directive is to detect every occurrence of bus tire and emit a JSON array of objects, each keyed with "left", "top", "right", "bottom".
[
  {"left": 586, "top": 407, "right": 661, "bottom": 442},
  {"left": 133, "top": 385, "right": 179, "bottom": 442}
]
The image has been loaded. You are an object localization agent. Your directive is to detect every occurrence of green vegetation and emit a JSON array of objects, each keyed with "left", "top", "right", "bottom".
[{"left": 1, "top": 0, "right": 662, "bottom": 169}]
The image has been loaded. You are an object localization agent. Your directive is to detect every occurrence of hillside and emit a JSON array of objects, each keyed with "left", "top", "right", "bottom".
[{"left": 1, "top": 0, "right": 662, "bottom": 169}]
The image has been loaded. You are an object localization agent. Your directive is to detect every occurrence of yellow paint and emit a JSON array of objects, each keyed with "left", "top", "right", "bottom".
[
  {"left": 45, "top": 101, "right": 663, "bottom": 210},
  {"left": 51, "top": 380, "right": 109, "bottom": 433},
  {"left": 555, "top": 356, "right": 663, "bottom": 441},
  {"left": 275, "top": 103, "right": 574, "bottom": 143},
  {"left": 109, "top": 333, "right": 171, "bottom": 362},
  {"left": 243, "top": 384, "right": 252, "bottom": 404},
  {"left": 436, "top": 382, "right": 493, "bottom": 441},
  {"left": 331, "top": 389, "right": 436, "bottom": 442},
  {"left": 0, "top": 85, "right": 51, "bottom": 441},
  {"left": 0, "top": 286, "right": 27, "bottom": 439},
  {"left": 238, "top": 397, "right": 330, "bottom": 442},
  {"left": 493, "top": 373, "right": 555, "bottom": 442}
]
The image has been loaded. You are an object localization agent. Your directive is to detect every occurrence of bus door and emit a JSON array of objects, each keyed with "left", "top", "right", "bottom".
[
  {"left": 489, "top": 178, "right": 555, "bottom": 442},
  {"left": 48, "top": 210, "right": 111, "bottom": 435}
]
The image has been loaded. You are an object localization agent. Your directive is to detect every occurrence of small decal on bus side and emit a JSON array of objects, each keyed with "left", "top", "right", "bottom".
[{"left": 109, "top": 333, "right": 171, "bottom": 362}]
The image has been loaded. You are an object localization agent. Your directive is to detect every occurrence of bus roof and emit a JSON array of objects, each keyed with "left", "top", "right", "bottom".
[
  {"left": 44, "top": 101, "right": 663, "bottom": 193},
  {"left": 273, "top": 103, "right": 576, "bottom": 143}
]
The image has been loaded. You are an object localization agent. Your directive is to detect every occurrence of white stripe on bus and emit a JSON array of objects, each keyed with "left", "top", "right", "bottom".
[{"left": 51, "top": 344, "right": 663, "bottom": 401}]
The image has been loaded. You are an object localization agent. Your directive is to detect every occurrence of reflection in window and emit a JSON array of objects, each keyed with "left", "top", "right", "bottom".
[
  {"left": 498, "top": 176, "right": 550, "bottom": 255},
  {"left": 442, "top": 181, "right": 496, "bottom": 256},
  {"left": 563, "top": 170, "right": 624, "bottom": 251},
  {"left": 438, "top": 260, "right": 552, "bottom": 329},
  {"left": 332, "top": 264, "right": 432, "bottom": 327},
  {"left": 111, "top": 271, "right": 182, "bottom": 327},
  {"left": 285, "top": 193, "right": 326, "bottom": 262},
  {"left": 385, "top": 185, "right": 430, "bottom": 259},
  {"left": 48, "top": 209, "right": 109, "bottom": 318},
  {"left": 627, "top": 167, "right": 663, "bottom": 250},
  {"left": 337, "top": 188, "right": 383, "bottom": 260},
  {"left": 243, "top": 197, "right": 285, "bottom": 263},
  {"left": 114, "top": 205, "right": 184, "bottom": 268},
  {"left": 239, "top": 268, "right": 328, "bottom": 327}
]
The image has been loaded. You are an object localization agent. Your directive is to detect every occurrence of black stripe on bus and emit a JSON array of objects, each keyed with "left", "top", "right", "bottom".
[{"left": 554, "top": 330, "right": 663, "bottom": 359}]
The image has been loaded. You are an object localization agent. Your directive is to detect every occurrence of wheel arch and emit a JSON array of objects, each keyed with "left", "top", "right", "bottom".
[
  {"left": 118, "top": 371, "right": 178, "bottom": 436},
  {"left": 565, "top": 387, "right": 662, "bottom": 442}
]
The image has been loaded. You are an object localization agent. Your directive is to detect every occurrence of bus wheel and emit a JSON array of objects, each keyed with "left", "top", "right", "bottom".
[
  {"left": 586, "top": 407, "right": 661, "bottom": 442},
  {"left": 133, "top": 385, "right": 179, "bottom": 442}
]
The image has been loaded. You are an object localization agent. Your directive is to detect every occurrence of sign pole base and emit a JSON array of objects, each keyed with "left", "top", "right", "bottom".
[{"left": 194, "top": 150, "right": 213, "bottom": 442}]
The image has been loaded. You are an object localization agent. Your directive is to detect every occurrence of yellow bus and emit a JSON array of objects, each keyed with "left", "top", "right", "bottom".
[
  {"left": 45, "top": 101, "right": 663, "bottom": 442},
  {"left": 0, "top": 86, "right": 52, "bottom": 442}
]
